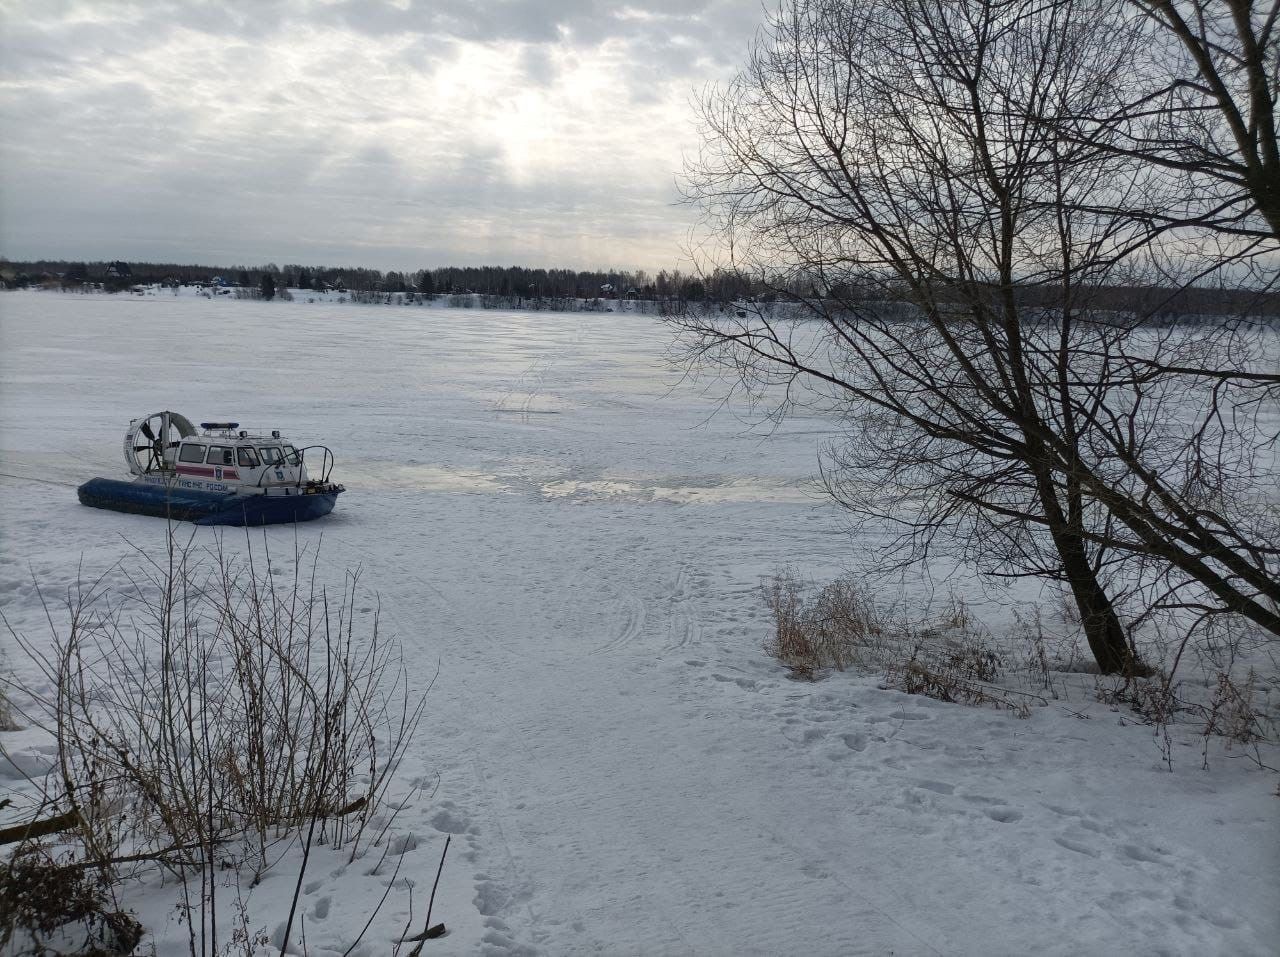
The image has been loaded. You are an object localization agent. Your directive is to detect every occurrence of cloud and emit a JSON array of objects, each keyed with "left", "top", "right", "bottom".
[
  {"left": 0, "top": 0, "right": 762, "bottom": 270},
  {"left": 518, "top": 44, "right": 558, "bottom": 86}
]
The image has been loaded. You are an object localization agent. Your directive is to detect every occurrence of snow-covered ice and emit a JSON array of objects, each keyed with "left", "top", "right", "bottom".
[{"left": 1, "top": 290, "right": 1277, "bottom": 955}]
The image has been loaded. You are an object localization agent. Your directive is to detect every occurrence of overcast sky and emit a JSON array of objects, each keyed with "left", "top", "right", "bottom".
[{"left": 0, "top": 0, "right": 764, "bottom": 272}]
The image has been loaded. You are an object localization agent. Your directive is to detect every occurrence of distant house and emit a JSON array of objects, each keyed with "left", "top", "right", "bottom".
[{"left": 104, "top": 261, "right": 132, "bottom": 279}]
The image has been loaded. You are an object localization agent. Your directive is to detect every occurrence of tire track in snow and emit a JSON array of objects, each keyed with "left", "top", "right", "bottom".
[
  {"left": 493, "top": 354, "right": 554, "bottom": 422},
  {"left": 588, "top": 593, "right": 646, "bottom": 655},
  {"left": 662, "top": 560, "right": 704, "bottom": 653}
]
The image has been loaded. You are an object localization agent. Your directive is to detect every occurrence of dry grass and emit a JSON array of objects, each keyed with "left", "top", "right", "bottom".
[
  {"left": 762, "top": 570, "right": 1035, "bottom": 714},
  {"left": 762, "top": 571, "right": 1280, "bottom": 751}
]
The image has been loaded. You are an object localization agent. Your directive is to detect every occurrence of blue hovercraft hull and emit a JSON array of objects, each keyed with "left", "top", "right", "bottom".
[{"left": 77, "top": 478, "right": 340, "bottom": 526}]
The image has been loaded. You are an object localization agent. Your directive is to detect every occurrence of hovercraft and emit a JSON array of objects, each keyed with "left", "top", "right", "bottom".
[{"left": 77, "top": 411, "right": 345, "bottom": 526}]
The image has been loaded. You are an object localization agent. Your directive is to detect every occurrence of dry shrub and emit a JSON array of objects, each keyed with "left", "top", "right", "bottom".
[
  {"left": 1120, "top": 677, "right": 1178, "bottom": 725},
  {"left": 942, "top": 637, "right": 1003, "bottom": 683},
  {"left": 762, "top": 570, "right": 890, "bottom": 679},
  {"left": 1094, "top": 671, "right": 1181, "bottom": 767},
  {"left": 0, "top": 843, "right": 142, "bottom": 956},
  {"left": 1092, "top": 664, "right": 1277, "bottom": 770},
  {"left": 884, "top": 629, "right": 1033, "bottom": 717},
  {"left": 1094, "top": 670, "right": 1163, "bottom": 716},
  {"left": 810, "top": 576, "right": 889, "bottom": 670},
  {"left": 1013, "top": 606, "right": 1062, "bottom": 697},
  {"left": 11, "top": 531, "right": 427, "bottom": 886},
  {"left": 889, "top": 653, "right": 1029, "bottom": 718}
]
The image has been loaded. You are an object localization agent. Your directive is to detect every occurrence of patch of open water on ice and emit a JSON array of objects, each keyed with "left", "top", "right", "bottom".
[
  {"left": 541, "top": 476, "right": 815, "bottom": 504},
  {"left": 540, "top": 479, "right": 649, "bottom": 501},
  {"left": 339, "top": 461, "right": 816, "bottom": 504},
  {"left": 652, "top": 477, "right": 816, "bottom": 505},
  {"left": 340, "top": 462, "right": 508, "bottom": 493}
]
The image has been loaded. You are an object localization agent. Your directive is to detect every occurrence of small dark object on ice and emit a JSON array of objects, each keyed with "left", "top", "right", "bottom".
[{"left": 402, "top": 923, "right": 447, "bottom": 942}]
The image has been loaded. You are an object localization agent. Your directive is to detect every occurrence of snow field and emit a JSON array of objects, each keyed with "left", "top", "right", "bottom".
[{"left": 0, "top": 290, "right": 1277, "bottom": 955}]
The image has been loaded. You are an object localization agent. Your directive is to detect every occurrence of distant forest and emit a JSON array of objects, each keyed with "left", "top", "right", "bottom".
[
  {"left": 2, "top": 257, "right": 1277, "bottom": 317},
  {"left": 0, "top": 258, "right": 727, "bottom": 302}
]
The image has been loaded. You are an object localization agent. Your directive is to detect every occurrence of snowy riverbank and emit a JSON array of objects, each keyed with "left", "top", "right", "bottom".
[{"left": 1, "top": 290, "right": 1276, "bottom": 955}]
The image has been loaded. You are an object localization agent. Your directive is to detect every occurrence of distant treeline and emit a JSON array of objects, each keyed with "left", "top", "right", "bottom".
[
  {"left": 0, "top": 258, "right": 725, "bottom": 301},
  {"left": 2, "top": 257, "right": 1277, "bottom": 317}
]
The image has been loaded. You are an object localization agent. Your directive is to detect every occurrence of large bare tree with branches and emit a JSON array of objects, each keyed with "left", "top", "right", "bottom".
[
  {"left": 1065, "top": 0, "right": 1279, "bottom": 240},
  {"left": 673, "top": 0, "right": 1280, "bottom": 674}
]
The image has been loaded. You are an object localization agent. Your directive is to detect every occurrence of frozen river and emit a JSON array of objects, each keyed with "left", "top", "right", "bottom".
[{"left": 2, "top": 291, "right": 1275, "bottom": 956}]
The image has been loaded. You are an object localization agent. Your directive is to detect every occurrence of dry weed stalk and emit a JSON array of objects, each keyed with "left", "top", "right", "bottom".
[
  {"left": 0, "top": 655, "right": 18, "bottom": 732},
  {"left": 1201, "top": 670, "right": 1275, "bottom": 770}
]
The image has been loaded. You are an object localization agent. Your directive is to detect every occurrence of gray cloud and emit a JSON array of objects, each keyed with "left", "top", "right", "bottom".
[
  {"left": 518, "top": 45, "right": 558, "bottom": 86},
  {"left": 0, "top": 0, "right": 762, "bottom": 271}
]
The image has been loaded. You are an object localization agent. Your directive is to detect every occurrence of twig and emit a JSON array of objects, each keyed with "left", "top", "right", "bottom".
[
  {"left": 405, "top": 835, "right": 451, "bottom": 953},
  {"left": 426, "top": 834, "right": 450, "bottom": 933}
]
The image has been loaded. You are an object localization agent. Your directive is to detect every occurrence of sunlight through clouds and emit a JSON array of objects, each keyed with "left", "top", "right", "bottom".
[{"left": 0, "top": 0, "right": 761, "bottom": 270}]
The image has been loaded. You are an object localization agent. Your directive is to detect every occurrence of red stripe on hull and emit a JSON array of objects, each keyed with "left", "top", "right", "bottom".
[{"left": 177, "top": 465, "right": 241, "bottom": 479}]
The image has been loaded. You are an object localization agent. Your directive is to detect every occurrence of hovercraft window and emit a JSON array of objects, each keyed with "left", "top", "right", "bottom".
[
  {"left": 178, "top": 444, "right": 206, "bottom": 464},
  {"left": 237, "top": 447, "right": 259, "bottom": 467},
  {"left": 261, "top": 447, "right": 284, "bottom": 465},
  {"left": 284, "top": 445, "right": 301, "bottom": 465},
  {"left": 208, "top": 446, "right": 233, "bottom": 466}
]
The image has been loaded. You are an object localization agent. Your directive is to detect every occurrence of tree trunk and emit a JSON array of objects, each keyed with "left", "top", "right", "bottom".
[
  {"left": 1027, "top": 445, "right": 1137, "bottom": 675},
  {"left": 1050, "top": 524, "right": 1136, "bottom": 675}
]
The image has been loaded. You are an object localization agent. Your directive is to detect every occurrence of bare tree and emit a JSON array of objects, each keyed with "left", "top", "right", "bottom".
[
  {"left": 675, "top": 0, "right": 1280, "bottom": 674},
  {"left": 1063, "top": 0, "right": 1280, "bottom": 240}
]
